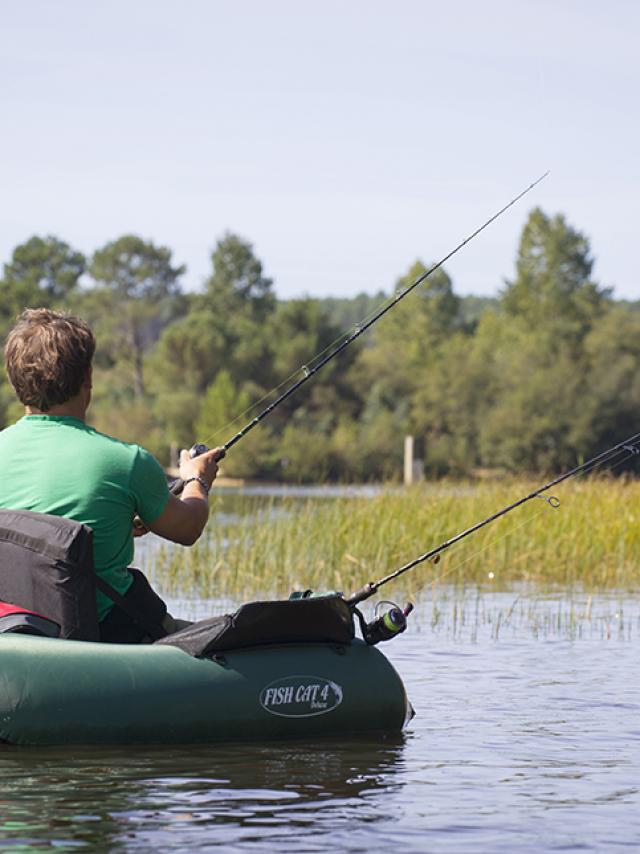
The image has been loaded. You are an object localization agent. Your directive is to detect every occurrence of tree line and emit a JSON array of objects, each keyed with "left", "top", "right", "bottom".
[{"left": 1, "top": 208, "right": 639, "bottom": 482}]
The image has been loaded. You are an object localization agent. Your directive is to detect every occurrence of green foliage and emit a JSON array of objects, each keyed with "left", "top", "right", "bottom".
[
  {"left": 0, "top": 371, "right": 21, "bottom": 427},
  {"left": 320, "top": 291, "right": 387, "bottom": 332},
  {"left": 1, "top": 210, "right": 636, "bottom": 481},
  {"left": 147, "top": 309, "right": 227, "bottom": 395},
  {"left": 205, "top": 232, "right": 275, "bottom": 321},
  {"left": 457, "top": 294, "right": 498, "bottom": 329},
  {"left": 195, "top": 370, "right": 274, "bottom": 478},
  {"left": 2, "top": 234, "right": 85, "bottom": 302},
  {"left": 196, "top": 370, "right": 249, "bottom": 442},
  {"left": 502, "top": 207, "right": 609, "bottom": 342},
  {"left": 263, "top": 298, "right": 358, "bottom": 425},
  {"left": 354, "top": 261, "right": 460, "bottom": 440},
  {"left": 89, "top": 235, "right": 186, "bottom": 399},
  {"left": 410, "top": 328, "right": 494, "bottom": 475},
  {"left": 575, "top": 307, "right": 640, "bottom": 451},
  {"left": 0, "top": 235, "right": 85, "bottom": 335},
  {"left": 477, "top": 332, "right": 586, "bottom": 471},
  {"left": 277, "top": 424, "right": 334, "bottom": 482},
  {"left": 150, "top": 388, "right": 203, "bottom": 451},
  {"left": 145, "top": 231, "right": 276, "bottom": 452},
  {"left": 90, "top": 235, "right": 184, "bottom": 302},
  {"left": 352, "top": 407, "right": 406, "bottom": 481}
]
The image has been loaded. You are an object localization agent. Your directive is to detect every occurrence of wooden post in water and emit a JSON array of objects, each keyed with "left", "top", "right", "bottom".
[
  {"left": 404, "top": 435, "right": 424, "bottom": 485},
  {"left": 404, "top": 436, "right": 414, "bottom": 485}
]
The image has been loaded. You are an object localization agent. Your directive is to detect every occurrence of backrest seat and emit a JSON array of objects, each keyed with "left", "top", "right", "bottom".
[{"left": 0, "top": 509, "right": 99, "bottom": 640}]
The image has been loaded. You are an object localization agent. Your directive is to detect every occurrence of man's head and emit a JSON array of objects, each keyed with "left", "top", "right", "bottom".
[{"left": 4, "top": 309, "right": 95, "bottom": 412}]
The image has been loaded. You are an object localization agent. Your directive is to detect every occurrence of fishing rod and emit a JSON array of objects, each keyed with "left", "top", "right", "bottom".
[
  {"left": 347, "top": 429, "right": 640, "bottom": 607},
  {"left": 218, "top": 172, "right": 549, "bottom": 456},
  {"left": 172, "top": 171, "right": 549, "bottom": 491}
]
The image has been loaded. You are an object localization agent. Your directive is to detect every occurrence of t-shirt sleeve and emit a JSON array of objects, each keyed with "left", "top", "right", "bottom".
[{"left": 130, "top": 446, "right": 171, "bottom": 524}]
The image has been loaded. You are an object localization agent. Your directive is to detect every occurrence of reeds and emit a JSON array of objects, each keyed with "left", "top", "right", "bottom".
[
  {"left": 405, "top": 587, "right": 637, "bottom": 642},
  {"left": 143, "top": 478, "right": 640, "bottom": 600}
]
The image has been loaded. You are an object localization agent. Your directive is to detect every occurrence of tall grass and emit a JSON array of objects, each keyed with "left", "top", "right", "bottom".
[{"left": 147, "top": 478, "right": 640, "bottom": 600}]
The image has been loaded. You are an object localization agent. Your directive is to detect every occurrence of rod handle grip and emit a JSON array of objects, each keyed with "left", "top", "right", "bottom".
[{"left": 346, "top": 582, "right": 376, "bottom": 606}]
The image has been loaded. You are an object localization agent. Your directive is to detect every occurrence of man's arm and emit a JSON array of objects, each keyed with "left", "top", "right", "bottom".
[{"left": 146, "top": 447, "right": 222, "bottom": 546}]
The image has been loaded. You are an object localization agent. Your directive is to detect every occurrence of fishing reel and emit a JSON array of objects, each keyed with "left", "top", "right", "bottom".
[
  {"left": 168, "top": 444, "right": 225, "bottom": 496},
  {"left": 355, "top": 600, "right": 414, "bottom": 646},
  {"left": 191, "top": 443, "right": 227, "bottom": 461},
  {"left": 190, "top": 443, "right": 209, "bottom": 458}
]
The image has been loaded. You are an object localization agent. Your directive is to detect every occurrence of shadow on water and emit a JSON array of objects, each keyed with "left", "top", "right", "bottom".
[{"left": 0, "top": 735, "right": 407, "bottom": 851}]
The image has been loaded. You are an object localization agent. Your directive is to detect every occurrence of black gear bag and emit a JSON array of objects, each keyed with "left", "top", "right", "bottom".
[{"left": 155, "top": 595, "right": 355, "bottom": 658}]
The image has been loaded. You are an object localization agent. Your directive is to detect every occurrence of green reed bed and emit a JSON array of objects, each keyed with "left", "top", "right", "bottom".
[{"left": 149, "top": 478, "right": 640, "bottom": 600}]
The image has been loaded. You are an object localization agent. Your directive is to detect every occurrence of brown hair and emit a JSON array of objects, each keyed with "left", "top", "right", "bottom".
[{"left": 4, "top": 309, "right": 96, "bottom": 411}]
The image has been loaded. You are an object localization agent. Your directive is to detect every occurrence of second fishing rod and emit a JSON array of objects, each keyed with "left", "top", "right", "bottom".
[
  {"left": 335, "top": 429, "right": 640, "bottom": 646},
  {"left": 171, "top": 171, "right": 549, "bottom": 492},
  {"left": 348, "top": 429, "right": 640, "bottom": 610}
]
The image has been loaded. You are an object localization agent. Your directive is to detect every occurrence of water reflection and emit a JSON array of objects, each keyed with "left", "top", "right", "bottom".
[{"left": 0, "top": 736, "right": 406, "bottom": 852}]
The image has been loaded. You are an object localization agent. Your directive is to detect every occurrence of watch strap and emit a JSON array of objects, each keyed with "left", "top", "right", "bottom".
[{"left": 182, "top": 476, "right": 211, "bottom": 494}]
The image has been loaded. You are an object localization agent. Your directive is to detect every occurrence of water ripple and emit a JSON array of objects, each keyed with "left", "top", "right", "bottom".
[{"left": 2, "top": 591, "right": 640, "bottom": 851}]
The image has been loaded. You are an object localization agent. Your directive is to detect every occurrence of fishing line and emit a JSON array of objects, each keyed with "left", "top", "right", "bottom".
[
  {"left": 370, "top": 446, "right": 640, "bottom": 600},
  {"left": 419, "top": 442, "right": 640, "bottom": 590},
  {"left": 352, "top": 440, "right": 638, "bottom": 601},
  {"left": 200, "top": 263, "right": 466, "bottom": 449},
  {"left": 428, "top": 437, "right": 640, "bottom": 589},
  {"left": 194, "top": 172, "right": 550, "bottom": 455},
  {"left": 351, "top": 447, "right": 617, "bottom": 645},
  {"left": 415, "top": 506, "right": 550, "bottom": 590},
  {"left": 347, "top": 430, "right": 640, "bottom": 604},
  {"left": 197, "top": 318, "right": 363, "bottom": 449},
  {"left": 198, "top": 289, "right": 408, "bottom": 448},
  {"left": 198, "top": 370, "right": 303, "bottom": 449},
  {"left": 414, "top": 441, "right": 640, "bottom": 589},
  {"left": 195, "top": 330, "right": 364, "bottom": 450}
]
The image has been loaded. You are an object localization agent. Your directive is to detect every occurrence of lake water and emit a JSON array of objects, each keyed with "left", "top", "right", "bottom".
[
  {"left": 1, "top": 488, "right": 639, "bottom": 852},
  {"left": 2, "top": 590, "right": 638, "bottom": 852}
]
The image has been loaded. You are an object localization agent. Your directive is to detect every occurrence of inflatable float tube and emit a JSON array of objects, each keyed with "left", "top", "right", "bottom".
[{"left": 0, "top": 633, "right": 412, "bottom": 746}]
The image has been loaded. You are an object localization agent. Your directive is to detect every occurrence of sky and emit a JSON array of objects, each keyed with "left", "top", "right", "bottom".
[{"left": 1, "top": 0, "right": 639, "bottom": 300}]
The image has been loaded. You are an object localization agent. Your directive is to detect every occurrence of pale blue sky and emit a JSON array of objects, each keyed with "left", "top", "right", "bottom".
[{"left": 2, "top": 1, "right": 638, "bottom": 299}]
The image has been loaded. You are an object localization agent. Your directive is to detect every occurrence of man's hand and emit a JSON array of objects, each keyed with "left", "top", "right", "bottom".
[
  {"left": 145, "top": 446, "right": 224, "bottom": 546},
  {"left": 178, "top": 446, "right": 223, "bottom": 492}
]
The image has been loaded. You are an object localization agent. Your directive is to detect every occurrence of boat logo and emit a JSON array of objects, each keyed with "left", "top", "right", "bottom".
[{"left": 259, "top": 675, "right": 343, "bottom": 718}]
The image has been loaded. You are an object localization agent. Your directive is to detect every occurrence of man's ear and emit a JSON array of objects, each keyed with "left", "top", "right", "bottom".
[{"left": 84, "top": 366, "right": 93, "bottom": 389}]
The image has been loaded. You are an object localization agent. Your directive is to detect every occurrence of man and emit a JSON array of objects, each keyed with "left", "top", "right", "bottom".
[{"left": 0, "top": 308, "right": 222, "bottom": 642}]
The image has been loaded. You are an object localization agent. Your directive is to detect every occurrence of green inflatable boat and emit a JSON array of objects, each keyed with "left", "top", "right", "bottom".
[
  {"left": 0, "top": 598, "right": 412, "bottom": 746},
  {"left": 0, "top": 510, "right": 412, "bottom": 746}
]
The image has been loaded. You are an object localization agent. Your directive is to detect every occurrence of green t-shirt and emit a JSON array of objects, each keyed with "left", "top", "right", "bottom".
[{"left": 0, "top": 415, "right": 170, "bottom": 621}]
